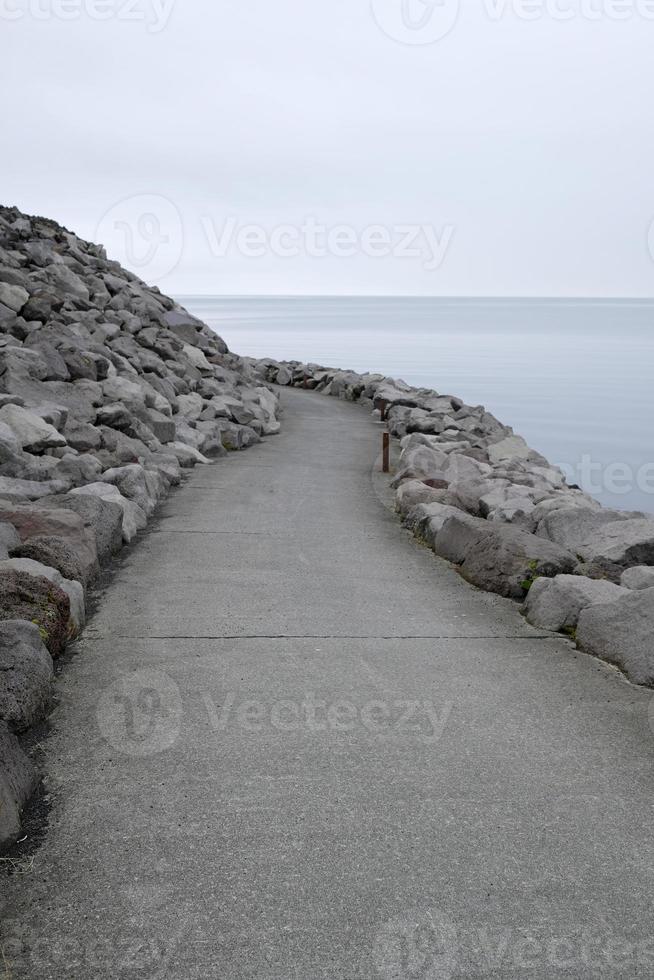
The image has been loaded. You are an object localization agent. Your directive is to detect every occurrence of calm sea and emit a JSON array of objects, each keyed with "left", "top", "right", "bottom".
[{"left": 178, "top": 296, "right": 654, "bottom": 514}]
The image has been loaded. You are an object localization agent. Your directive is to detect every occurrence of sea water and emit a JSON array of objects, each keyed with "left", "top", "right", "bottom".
[{"left": 179, "top": 296, "right": 654, "bottom": 514}]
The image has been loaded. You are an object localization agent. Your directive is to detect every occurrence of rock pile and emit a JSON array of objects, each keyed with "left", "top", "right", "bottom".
[
  {"left": 0, "top": 206, "right": 280, "bottom": 849},
  {"left": 258, "top": 359, "right": 654, "bottom": 688}
]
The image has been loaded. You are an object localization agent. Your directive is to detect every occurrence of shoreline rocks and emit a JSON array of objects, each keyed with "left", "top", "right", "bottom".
[
  {"left": 257, "top": 358, "right": 654, "bottom": 690},
  {"left": 0, "top": 205, "right": 281, "bottom": 850}
]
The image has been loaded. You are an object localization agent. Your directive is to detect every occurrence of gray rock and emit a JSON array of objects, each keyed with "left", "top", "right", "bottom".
[
  {"left": 43, "top": 492, "right": 123, "bottom": 563},
  {"left": 146, "top": 410, "right": 176, "bottom": 444},
  {"left": 0, "top": 505, "right": 99, "bottom": 585},
  {"left": 0, "top": 558, "right": 85, "bottom": 635},
  {"left": 45, "top": 263, "right": 90, "bottom": 300},
  {"left": 217, "top": 422, "right": 259, "bottom": 451},
  {"left": 0, "top": 476, "right": 69, "bottom": 500},
  {"left": 433, "top": 515, "right": 577, "bottom": 599},
  {"left": 69, "top": 482, "right": 147, "bottom": 543},
  {"left": 0, "top": 721, "right": 37, "bottom": 850},
  {"left": 537, "top": 506, "right": 651, "bottom": 565},
  {"left": 0, "top": 619, "right": 54, "bottom": 730},
  {"left": 161, "top": 308, "right": 215, "bottom": 344},
  {"left": 576, "top": 518, "right": 654, "bottom": 567},
  {"left": 0, "top": 568, "right": 70, "bottom": 657},
  {"left": 0, "top": 282, "right": 28, "bottom": 313},
  {"left": 182, "top": 344, "right": 213, "bottom": 375},
  {"left": 395, "top": 479, "right": 450, "bottom": 518},
  {"left": 165, "top": 441, "right": 209, "bottom": 467},
  {"left": 522, "top": 574, "right": 628, "bottom": 632},
  {"left": 0, "top": 344, "right": 49, "bottom": 383},
  {"left": 0, "top": 302, "right": 17, "bottom": 329},
  {"left": 101, "top": 463, "right": 155, "bottom": 516},
  {"left": 101, "top": 375, "right": 146, "bottom": 412},
  {"left": 620, "top": 566, "right": 654, "bottom": 591},
  {"left": 0, "top": 404, "right": 67, "bottom": 451},
  {"left": 433, "top": 512, "right": 494, "bottom": 564},
  {"left": 96, "top": 401, "right": 132, "bottom": 429},
  {"left": 51, "top": 451, "right": 101, "bottom": 487},
  {"left": 488, "top": 434, "right": 534, "bottom": 464},
  {"left": 459, "top": 525, "right": 577, "bottom": 598},
  {"left": 577, "top": 588, "right": 654, "bottom": 685},
  {"left": 62, "top": 417, "right": 103, "bottom": 452},
  {"left": 11, "top": 535, "right": 90, "bottom": 591},
  {"left": 147, "top": 453, "right": 182, "bottom": 486},
  {"left": 0, "top": 520, "right": 20, "bottom": 557},
  {"left": 392, "top": 445, "right": 449, "bottom": 486},
  {"left": 59, "top": 345, "right": 97, "bottom": 381},
  {"left": 29, "top": 402, "right": 68, "bottom": 431},
  {"left": 406, "top": 502, "right": 466, "bottom": 546}
]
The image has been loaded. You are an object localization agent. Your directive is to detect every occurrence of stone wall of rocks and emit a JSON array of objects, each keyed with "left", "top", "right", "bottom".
[
  {"left": 0, "top": 206, "right": 281, "bottom": 849},
  {"left": 258, "top": 358, "right": 654, "bottom": 687}
]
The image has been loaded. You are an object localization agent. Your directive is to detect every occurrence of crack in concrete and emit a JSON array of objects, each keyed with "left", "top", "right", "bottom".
[{"left": 87, "top": 633, "right": 554, "bottom": 641}]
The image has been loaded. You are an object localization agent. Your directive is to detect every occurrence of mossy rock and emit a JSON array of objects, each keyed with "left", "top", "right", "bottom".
[{"left": 0, "top": 569, "right": 70, "bottom": 657}]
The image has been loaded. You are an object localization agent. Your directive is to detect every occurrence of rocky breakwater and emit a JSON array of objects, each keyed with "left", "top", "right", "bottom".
[
  {"left": 0, "top": 205, "right": 280, "bottom": 849},
  {"left": 258, "top": 359, "right": 654, "bottom": 687}
]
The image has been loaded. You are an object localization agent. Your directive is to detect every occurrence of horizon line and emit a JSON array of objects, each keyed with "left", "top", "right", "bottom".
[
  {"left": 169, "top": 290, "right": 654, "bottom": 303},
  {"left": 173, "top": 293, "right": 654, "bottom": 301}
]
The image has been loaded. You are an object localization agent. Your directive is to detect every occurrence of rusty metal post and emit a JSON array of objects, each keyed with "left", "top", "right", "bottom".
[
  {"left": 303, "top": 374, "right": 308, "bottom": 389},
  {"left": 382, "top": 432, "right": 390, "bottom": 473}
]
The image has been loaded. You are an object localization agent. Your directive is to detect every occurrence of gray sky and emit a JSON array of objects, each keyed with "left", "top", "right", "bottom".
[{"left": 2, "top": 0, "right": 653, "bottom": 295}]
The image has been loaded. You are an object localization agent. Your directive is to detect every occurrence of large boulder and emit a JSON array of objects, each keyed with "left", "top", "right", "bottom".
[
  {"left": 101, "top": 463, "right": 156, "bottom": 516},
  {"left": 459, "top": 525, "right": 577, "bottom": 598},
  {"left": 392, "top": 445, "right": 449, "bottom": 486},
  {"left": 432, "top": 512, "right": 495, "bottom": 565},
  {"left": 0, "top": 506, "right": 99, "bottom": 586},
  {"left": 404, "top": 502, "right": 465, "bottom": 544},
  {"left": 69, "top": 482, "right": 147, "bottom": 543},
  {"left": 0, "top": 403, "right": 66, "bottom": 451},
  {"left": 0, "top": 476, "right": 69, "bottom": 501},
  {"left": 0, "top": 722, "right": 37, "bottom": 850},
  {"left": 576, "top": 519, "right": 654, "bottom": 567},
  {"left": 395, "top": 480, "right": 451, "bottom": 518},
  {"left": 62, "top": 417, "right": 102, "bottom": 452},
  {"left": 0, "top": 619, "right": 53, "bottom": 731},
  {"left": 0, "top": 558, "right": 85, "bottom": 635},
  {"left": 0, "top": 569, "right": 70, "bottom": 657},
  {"left": 537, "top": 507, "right": 654, "bottom": 567},
  {"left": 522, "top": 574, "right": 628, "bottom": 632},
  {"left": 577, "top": 588, "right": 654, "bottom": 686},
  {"left": 0, "top": 282, "right": 28, "bottom": 313},
  {"left": 434, "top": 515, "right": 577, "bottom": 599},
  {"left": 43, "top": 492, "right": 123, "bottom": 564},
  {"left": 44, "top": 263, "right": 90, "bottom": 301},
  {"left": 101, "top": 375, "right": 146, "bottom": 413},
  {"left": 487, "top": 434, "right": 535, "bottom": 464}
]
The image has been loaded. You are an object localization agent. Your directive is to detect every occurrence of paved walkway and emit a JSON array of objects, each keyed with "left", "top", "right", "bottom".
[{"left": 3, "top": 387, "right": 654, "bottom": 979}]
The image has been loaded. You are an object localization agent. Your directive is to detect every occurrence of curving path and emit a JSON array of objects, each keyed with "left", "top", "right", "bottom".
[{"left": 2, "top": 387, "right": 654, "bottom": 979}]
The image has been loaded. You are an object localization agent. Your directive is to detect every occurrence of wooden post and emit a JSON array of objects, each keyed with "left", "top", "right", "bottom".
[{"left": 382, "top": 432, "right": 390, "bottom": 473}]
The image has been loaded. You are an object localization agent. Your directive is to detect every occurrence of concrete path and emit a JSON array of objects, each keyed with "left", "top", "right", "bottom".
[{"left": 3, "top": 387, "right": 654, "bottom": 979}]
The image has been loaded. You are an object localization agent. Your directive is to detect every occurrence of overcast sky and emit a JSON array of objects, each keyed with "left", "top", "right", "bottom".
[{"left": 2, "top": 0, "right": 653, "bottom": 295}]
